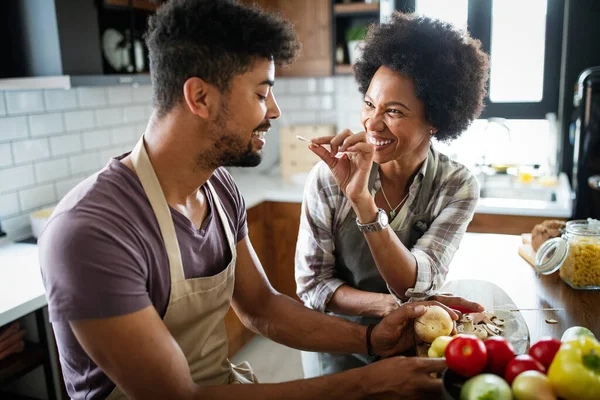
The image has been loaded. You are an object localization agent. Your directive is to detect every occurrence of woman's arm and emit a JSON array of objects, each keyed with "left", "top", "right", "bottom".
[
  {"left": 295, "top": 162, "right": 395, "bottom": 316},
  {"left": 353, "top": 175, "right": 480, "bottom": 302}
]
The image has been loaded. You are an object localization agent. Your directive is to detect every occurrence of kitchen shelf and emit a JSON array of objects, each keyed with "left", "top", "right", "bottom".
[
  {"left": 335, "top": 64, "right": 353, "bottom": 75},
  {"left": 334, "top": 3, "right": 380, "bottom": 16},
  {"left": 0, "top": 392, "right": 40, "bottom": 400},
  {"left": 0, "top": 342, "right": 47, "bottom": 386},
  {"left": 103, "top": 0, "right": 161, "bottom": 11}
]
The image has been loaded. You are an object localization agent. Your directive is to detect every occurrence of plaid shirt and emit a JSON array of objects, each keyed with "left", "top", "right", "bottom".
[{"left": 294, "top": 146, "right": 479, "bottom": 312}]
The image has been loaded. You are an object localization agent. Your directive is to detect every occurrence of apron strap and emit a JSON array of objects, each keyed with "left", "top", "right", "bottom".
[
  {"left": 130, "top": 136, "right": 186, "bottom": 283},
  {"left": 205, "top": 181, "right": 237, "bottom": 260}
]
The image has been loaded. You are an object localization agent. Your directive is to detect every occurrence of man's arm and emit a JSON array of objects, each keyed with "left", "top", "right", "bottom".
[
  {"left": 232, "top": 235, "right": 368, "bottom": 354},
  {"left": 71, "top": 305, "right": 446, "bottom": 399}
]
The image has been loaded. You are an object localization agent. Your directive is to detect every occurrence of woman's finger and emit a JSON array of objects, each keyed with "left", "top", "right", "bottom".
[
  {"left": 309, "top": 144, "right": 337, "bottom": 168},
  {"left": 345, "top": 142, "right": 374, "bottom": 156},
  {"left": 330, "top": 130, "right": 354, "bottom": 155},
  {"left": 310, "top": 135, "right": 336, "bottom": 145},
  {"left": 430, "top": 295, "right": 485, "bottom": 313},
  {"left": 339, "top": 131, "right": 367, "bottom": 151}
]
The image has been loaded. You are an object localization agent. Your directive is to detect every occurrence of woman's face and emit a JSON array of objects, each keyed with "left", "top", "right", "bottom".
[{"left": 360, "top": 66, "right": 435, "bottom": 164}]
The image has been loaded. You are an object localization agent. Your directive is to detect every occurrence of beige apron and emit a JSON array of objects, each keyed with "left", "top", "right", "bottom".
[{"left": 106, "top": 136, "right": 256, "bottom": 400}]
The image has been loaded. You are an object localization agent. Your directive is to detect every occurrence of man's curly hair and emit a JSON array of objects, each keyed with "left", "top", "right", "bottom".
[
  {"left": 145, "top": 0, "right": 300, "bottom": 117},
  {"left": 354, "top": 12, "right": 490, "bottom": 142}
]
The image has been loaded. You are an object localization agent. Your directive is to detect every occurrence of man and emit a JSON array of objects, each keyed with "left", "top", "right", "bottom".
[{"left": 40, "top": 1, "right": 478, "bottom": 399}]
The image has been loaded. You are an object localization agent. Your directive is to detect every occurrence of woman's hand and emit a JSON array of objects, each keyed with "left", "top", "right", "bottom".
[
  {"left": 309, "top": 130, "right": 375, "bottom": 204},
  {"left": 371, "top": 301, "right": 459, "bottom": 357}
]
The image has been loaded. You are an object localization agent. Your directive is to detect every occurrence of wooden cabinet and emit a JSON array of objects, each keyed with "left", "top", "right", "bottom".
[
  {"left": 467, "top": 214, "right": 567, "bottom": 235},
  {"left": 224, "top": 201, "right": 301, "bottom": 356},
  {"left": 264, "top": 202, "right": 302, "bottom": 300},
  {"left": 240, "top": 0, "right": 332, "bottom": 77}
]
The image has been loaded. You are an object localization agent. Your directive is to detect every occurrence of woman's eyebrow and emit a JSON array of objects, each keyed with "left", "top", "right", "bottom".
[{"left": 365, "top": 95, "right": 411, "bottom": 111}]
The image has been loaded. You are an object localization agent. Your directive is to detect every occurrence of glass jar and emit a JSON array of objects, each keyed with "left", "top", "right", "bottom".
[{"left": 535, "top": 219, "right": 600, "bottom": 290}]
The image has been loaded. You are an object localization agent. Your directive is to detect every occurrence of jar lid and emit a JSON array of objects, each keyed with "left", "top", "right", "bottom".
[{"left": 534, "top": 237, "right": 568, "bottom": 275}]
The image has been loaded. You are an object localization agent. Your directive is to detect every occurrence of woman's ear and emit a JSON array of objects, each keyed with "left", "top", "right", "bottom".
[
  {"left": 182, "top": 77, "right": 216, "bottom": 119},
  {"left": 429, "top": 127, "right": 438, "bottom": 136}
]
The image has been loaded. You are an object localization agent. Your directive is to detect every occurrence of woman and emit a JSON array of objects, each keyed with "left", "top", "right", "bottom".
[{"left": 295, "top": 12, "right": 490, "bottom": 377}]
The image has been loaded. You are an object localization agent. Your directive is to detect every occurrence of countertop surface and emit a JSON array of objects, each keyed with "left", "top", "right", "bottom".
[
  {"left": 229, "top": 169, "right": 573, "bottom": 218},
  {"left": 0, "top": 242, "right": 45, "bottom": 327}
]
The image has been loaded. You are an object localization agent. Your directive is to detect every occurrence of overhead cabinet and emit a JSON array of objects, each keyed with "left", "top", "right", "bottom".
[{"left": 0, "top": 0, "right": 163, "bottom": 88}]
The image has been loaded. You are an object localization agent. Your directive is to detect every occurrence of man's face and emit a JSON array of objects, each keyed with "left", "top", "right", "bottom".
[{"left": 198, "top": 58, "right": 280, "bottom": 169}]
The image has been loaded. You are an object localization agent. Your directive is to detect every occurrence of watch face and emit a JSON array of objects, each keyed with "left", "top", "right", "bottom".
[{"left": 380, "top": 210, "right": 389, "bottom": 226}]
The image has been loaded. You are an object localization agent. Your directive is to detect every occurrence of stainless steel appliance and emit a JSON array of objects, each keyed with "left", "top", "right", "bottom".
[{"left": 572, "top": 66, "right": 600, "bottom": 219}]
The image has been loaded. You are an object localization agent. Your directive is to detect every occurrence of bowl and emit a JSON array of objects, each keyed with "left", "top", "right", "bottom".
[
  {"left": 29, "top": 207, "right": 55, "bottom": 239},
  {"left": 442, "top": 368, "right": 469, "bottom": 400}
]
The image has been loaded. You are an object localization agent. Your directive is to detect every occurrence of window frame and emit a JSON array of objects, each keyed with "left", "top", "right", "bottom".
[{"left": 393, "top": 0, "right": 564, "bottom": 119}]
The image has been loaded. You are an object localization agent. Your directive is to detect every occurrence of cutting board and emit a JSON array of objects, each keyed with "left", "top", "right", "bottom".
[
  {"left": 442, "top": 279, "right": 530, "bottom": 354},
  {"left": 518, "top": 233, "right": 536, "bottom": 268}
]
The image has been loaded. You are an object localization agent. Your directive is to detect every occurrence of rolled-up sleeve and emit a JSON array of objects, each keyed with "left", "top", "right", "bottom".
[
  {"left": 399, "top": 174, "right": 480, "bottom": 301},
  {"left": 295, "top": 164, "right": 346, "bottom": 312}
]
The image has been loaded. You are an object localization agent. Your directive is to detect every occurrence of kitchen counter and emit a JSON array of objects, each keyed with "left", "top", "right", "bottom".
[
  {"left": 0, "top": 243, "right": 45, "bottom": 327},
  {"left": 229, "top": 169, "right": 573, "bottom": 218}
]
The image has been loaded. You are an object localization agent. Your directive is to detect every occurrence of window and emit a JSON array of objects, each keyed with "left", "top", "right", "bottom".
[{"left": 392, "top": 0, "right": 564, "bottom": 119}]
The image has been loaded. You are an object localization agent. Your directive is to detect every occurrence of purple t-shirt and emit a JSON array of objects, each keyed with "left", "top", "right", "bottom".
[{"left": 39, "top": 155, "right": 247, "bottom": 399}]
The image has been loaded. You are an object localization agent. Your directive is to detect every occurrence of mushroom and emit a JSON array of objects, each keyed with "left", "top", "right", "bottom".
[{"left": 457, "top": 314, "right": 489, "bottom": 340}]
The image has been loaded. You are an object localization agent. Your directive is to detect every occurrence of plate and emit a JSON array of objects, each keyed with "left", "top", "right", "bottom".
[{"left": 441, "top": 279, "right": 530, "bottom": 354}]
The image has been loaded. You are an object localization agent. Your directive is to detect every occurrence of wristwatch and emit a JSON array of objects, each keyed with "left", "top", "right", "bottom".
[{"left": 356, "top": 208, "right": 389, "bottom": 233}]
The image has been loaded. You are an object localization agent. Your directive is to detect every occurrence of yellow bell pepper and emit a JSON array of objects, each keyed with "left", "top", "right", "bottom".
[{"left": 547, "top": 335, "right": 600, "bottom": 400}]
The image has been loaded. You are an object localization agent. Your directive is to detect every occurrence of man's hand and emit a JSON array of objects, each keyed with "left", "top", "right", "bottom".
[
  {"left": 371, "top": 301, "right": 459, "bottom": 356},
  {"left": 363, "top": 356, "right": 446, "bottom": 399}
]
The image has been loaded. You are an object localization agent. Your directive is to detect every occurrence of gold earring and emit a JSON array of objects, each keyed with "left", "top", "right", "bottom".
[{"left": 430, "top": 129, "right": 434, "bottom": 135}]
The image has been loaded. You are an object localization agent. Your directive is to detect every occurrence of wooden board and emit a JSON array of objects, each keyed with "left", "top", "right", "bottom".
[
  {"left": 518, "top": 233, "right": 536, "bottom": 268},
  {"left": 441, "top": 280, "right": 530, "bottom": 354}
]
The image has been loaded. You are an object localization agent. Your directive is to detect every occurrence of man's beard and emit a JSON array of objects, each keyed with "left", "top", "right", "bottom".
[{"left": 195, "top": 101, "right": 267, "bottom": 170}]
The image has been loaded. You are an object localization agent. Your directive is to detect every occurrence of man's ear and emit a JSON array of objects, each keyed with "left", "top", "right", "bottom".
[{"left": 182, "top": 77, "right": 216, "bottom": 119}]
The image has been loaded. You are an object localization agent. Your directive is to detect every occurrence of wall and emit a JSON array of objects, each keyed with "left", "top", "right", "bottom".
[
  {"left": 0, "top": 74, "right": 555, "bottom": 240},
  {"left": 0, "top": 85, "right": 153, "bottom": 240}
]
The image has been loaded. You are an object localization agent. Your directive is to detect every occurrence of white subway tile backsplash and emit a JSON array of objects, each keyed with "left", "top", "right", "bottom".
[
  {"left": 77, "top": 87, "right": 107, "bottom": 108},
  {"left": 108, "top": 87, "right": 134, "bottom": 105},
  {"left": 0, "top": 94, "right": 6, "bottom": 116},
  {"left": 83, "top": 129, "right": 111, "bottom": 150},
  {"left": 286, "top": 111, "right": 319, "bottom": 125},
  {"left": 320, "top": 78, "right": 335, "bottom": 93},
  {"left": 5, "top": 91, "right": 45, "bottom": 115},
  {"left": 0, "top": 116, "right": 29, "bottom": 142},
  {"left": 50, "top": 133, "right": 82, "bottom": 157},
  {"left": 44, "top": 89, "right": 78, "bottom": 111},
  {"left": 55, "top": 175, "right": 86, "bottom": 199},
  {"left": 320, "top": 110, "right": 339, "bottom": 126},
  {"left": 0, "top": 144, "right": 13, "bottom": 168},
  {"left": 0, "top": 192, "right": 19, "bottom": 217},
  {"left": 12, "top": 138, "right": 50, "bottom": 164},
  {"left": 132, "top": 85, "right": 153, "bottom": 103},
  {"left": 64, "top": 110, "right": 95, "bottom": 132},
  {"left": 28, "top": 113, "right": 65, "bottom": 137},
  {"left": 288, "top": 78, "right": 317, "bottom": 93},
  {"left": 123, "top": 105, "right": 146, "bottom": 123},
  {"left": 95, "top": 108, "right": 123, "bottom": 127},
  {"left": 35, "top": 158, "right": 70, "bottom": 183},
  {"left": 0, "top": 165, "right": 35, "bottom": 192},
  {"left": 19, "top": 183, "right": 56, "bottom": 211},
  {"left": 69, "top": 152, "right": 102, "bottom": 174},
  {"left": 277, "top": 96, "right": 304, "bottom": 112},
  {"left": 100, "top": 147, "right": 123, "bottom": 164},
  {"left": 111, "top": 126, "right": 136, "bottom": 145},
  {"left": 304, "top": 95, "right": 334, "bottom": 110}
]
